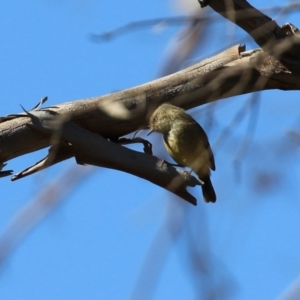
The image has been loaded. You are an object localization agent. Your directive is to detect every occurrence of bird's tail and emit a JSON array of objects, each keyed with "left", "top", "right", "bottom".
[{"left": 201, "top": 176, "right": 216, "bottom": 203}]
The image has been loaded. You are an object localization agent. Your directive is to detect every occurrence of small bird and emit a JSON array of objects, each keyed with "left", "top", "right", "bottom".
[{"left": 148, "top": 103, "right": 216, "bottom": 203}]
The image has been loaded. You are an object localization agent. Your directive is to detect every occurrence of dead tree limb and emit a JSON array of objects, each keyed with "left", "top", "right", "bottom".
[
  {"left": 203, "top": 0, "right": 300, "bottom": 73},
  {"left": 1, "top": 0, "right": 300, "bottom": 203},
  {"left": 1, "top": 44, "right": 300, "bottom": 163}
]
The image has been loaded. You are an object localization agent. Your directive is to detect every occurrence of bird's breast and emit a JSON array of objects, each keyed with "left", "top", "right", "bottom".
[{"left": 163, "top": 127, "right": 211, "bottom": 176}]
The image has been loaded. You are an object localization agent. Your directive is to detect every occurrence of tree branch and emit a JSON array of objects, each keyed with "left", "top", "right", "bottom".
[
  {"left": 204, "top": 0, "right": 300, "bottom": 73},
  {"left": 1, "top": 44, "right": 300, "bottom": 164},
  {"left": 1, "top": 1, "right": 300, "bottom": 203},
  {"left": 9, "top": 109, "right": 200, "bottom": 205}
]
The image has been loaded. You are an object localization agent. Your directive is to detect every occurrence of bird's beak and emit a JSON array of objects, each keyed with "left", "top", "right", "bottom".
[{"left": 147, "top": 128, "right": 154, "bottom": 136}]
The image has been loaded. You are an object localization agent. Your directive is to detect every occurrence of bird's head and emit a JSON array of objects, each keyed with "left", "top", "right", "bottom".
[{"left": 147, "top": 104, "right": 175, "bottom": 136}]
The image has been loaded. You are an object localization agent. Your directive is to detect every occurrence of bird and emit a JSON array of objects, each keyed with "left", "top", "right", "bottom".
[{"left": 148, "top": 103, "right": 216, "bottom": 203}]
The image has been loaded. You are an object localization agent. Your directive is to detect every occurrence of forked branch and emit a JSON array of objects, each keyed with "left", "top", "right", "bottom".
[{"left": 1, "top": 0, "right": 300, "bottom": 203}]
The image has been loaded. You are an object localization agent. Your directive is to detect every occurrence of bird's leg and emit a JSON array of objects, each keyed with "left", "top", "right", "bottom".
[
  {"left": 116, "top": 136, "right": 153, "bottom": 155},
  {"left": 182, "top": 168, "right": 204, "bottom": 185},
  {"left": 182, "top": 169, "right": 192, "bottom": 181}
]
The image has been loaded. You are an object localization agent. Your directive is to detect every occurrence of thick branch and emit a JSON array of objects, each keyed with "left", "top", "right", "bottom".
[
  {"left": 1, "top": 45, "right": 300, "bottom": 164},
  {"left": 205, "top": 0, "right": 300, "bottom": 73},
  {"left": 1, "top": 2, "right": 300, "bottom": 204},
  {"left": 15, "top": 110, "right": 200, "bottom": 204}
]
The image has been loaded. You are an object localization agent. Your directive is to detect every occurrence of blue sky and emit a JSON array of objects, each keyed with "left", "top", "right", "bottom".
[{"left": 1, "top": 1, "right": 300, "bottom": 299}]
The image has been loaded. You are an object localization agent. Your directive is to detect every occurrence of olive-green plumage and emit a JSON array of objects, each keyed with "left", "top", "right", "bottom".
[{"left": 148, "top": 104, "right": 216, "bottom": 203}]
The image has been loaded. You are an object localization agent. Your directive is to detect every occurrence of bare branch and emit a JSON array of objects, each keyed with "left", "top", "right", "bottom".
[
  {"left": 204, "top": 0, "right": 300, "bottom": 73},
  {"left": 1, "top": 1, "right": 300, "bottom": 204},
  {"left": 9, "top": 109, "right": 200, "bottom": 204},
  {"left": 1, "top": 44, "right": 299, "bottom": 165},
  {"left": 91, "top": 2, "right": 300, "bottom": 42}
]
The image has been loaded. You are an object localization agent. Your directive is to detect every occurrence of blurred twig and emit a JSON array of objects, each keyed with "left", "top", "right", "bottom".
[
  {"left": 0, "top": 164, "right": 94, "bottom": 265},
  {"left": 131, "top": 197, "right": 235, "bottom": 300},
  {"left": 90, "top": 16, "right": 212, "bottom": 42},
  {"left": 214, "top": 96, "right": 258, "bottom": 150},
  {"left": 233, "top": 93, "right": 260, "bottom": 182},
  {"left": 277, "top": 275, "right": 300, "bottom": 300},
  {"left": 90, "top": 2, "right": 300, "bottom": 42},
  {"left": 130, "top": 200, "right": 187, "bottom": 300}
]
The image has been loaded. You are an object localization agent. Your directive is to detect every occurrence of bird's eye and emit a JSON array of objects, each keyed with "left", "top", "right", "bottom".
[{"left": 153, "top": 116, "right": 157, "bottom": 122}]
